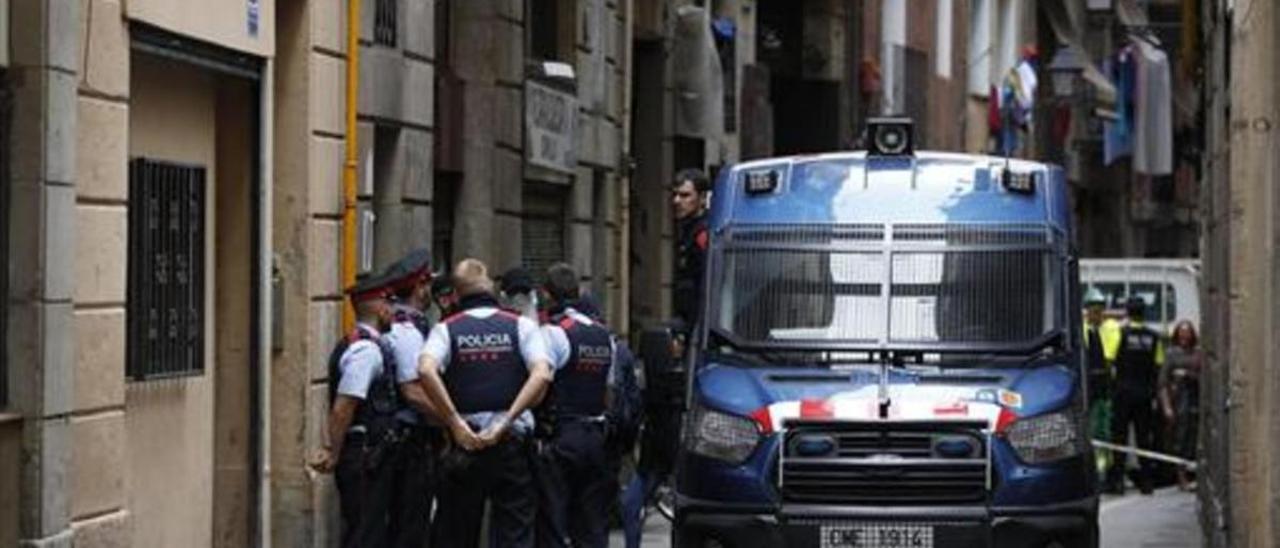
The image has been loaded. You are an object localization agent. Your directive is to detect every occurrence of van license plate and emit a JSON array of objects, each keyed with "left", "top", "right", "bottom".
[{"left": 820, "top": 524, "right": 933, "bottom": 548}]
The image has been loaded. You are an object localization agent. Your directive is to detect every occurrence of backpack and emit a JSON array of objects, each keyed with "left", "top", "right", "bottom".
[{"left": 607, "top": 338, "right": 643, "bottom": 455}]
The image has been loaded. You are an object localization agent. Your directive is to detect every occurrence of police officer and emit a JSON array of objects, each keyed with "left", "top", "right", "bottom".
[
  {"left": 499, "top": 266, "right": 540, "bottom": 321},
  {"left": 533, "top": 263, "right": 617, "bottom": 548},
  {"left": 382, "top": 248, "right": 443, "bottom": 547},
  {"left": 311, "top": 274, "right": 405, "bottom": 548},
  {"left": 671, "top": 168, "right": 711, "bottom": 327},
  {"left": 416, "top": 258, "right": 554, "bottom": 548},
  {"left": 1083, "top": 288, "right": 1121, "bottom": 488},
  {"left": 1108, "top": 296, "right": 1165, "bottom": 495}
]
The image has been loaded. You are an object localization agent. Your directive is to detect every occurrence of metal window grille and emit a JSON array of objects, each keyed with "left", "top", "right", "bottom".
[
  {"left": 374, "top": 0, "right": 398, "bottom": 47},
  {"left": 127, "top": 159, "right": 206, "bottom": 381},
  {"left": 522, "top": 187, "right": 568, "bottom": 281}
]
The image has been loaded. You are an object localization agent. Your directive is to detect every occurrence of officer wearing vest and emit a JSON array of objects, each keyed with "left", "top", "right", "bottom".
[
  {"left": 532, "top": 263, "right": 617, "bottom": 548},
  {"left": 1083, "top": 288, "right": 1121, "bottom": 485},
  {"left": 311, "top": 273, "right": 405, "bottom": 548},
  {"left": 416, "top": 259, "right": 554, "bottom": 548},
  {"left": 382, "top": 248, "right": 444, "bottom": 547},
  {"left": 672, "top": 168, "right": 710, "bottom": 328},
  {"left": 1107, "top": 296, "right": 1166, "bottom": 495}
]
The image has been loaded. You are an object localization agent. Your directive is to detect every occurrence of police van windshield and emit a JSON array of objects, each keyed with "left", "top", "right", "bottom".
[{"left": 708, "top": 223, "right": 1066, "bottom": 354}]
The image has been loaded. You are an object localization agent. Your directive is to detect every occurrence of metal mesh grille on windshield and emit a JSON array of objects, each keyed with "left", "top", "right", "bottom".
[{"left": 713, "top": 224, "right": 1060, "bottom": 347}]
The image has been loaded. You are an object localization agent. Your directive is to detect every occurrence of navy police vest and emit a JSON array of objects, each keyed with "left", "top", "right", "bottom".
[
  {"left": 1116, "top": 324, "right": 1160, "bottom": 394},
  {"left": 326, "top": 326, "right": 402, "bottom": 434},
  {"left": 442, "top": 308, "right": 528, "bottom": 414},
  {"left": 549, "top": 313, "right": 614, "bottom": 417}
]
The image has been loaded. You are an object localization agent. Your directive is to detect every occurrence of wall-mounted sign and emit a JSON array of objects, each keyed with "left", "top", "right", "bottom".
[
  {"left": 248, "top": 0, "right": 260, "bottom": 37},
  {"left": 526, "top": 80, "right": 578, "bottom": 174}
]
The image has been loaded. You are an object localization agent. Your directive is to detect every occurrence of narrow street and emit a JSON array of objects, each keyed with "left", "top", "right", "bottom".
[
  {"left": 609, "top": 488, "right": 1205, "bottom": 547},
  {"left": 1100, "top": 488, "right": 1202, "bottom": 548}
]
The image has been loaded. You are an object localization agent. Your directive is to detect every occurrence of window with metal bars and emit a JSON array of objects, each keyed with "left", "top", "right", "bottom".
[
  {"left": 127, "top": 158, "right": 207, "bottom": 381},
  {"left": 374, "top": 0, "right": 398, "bottom": 47}
]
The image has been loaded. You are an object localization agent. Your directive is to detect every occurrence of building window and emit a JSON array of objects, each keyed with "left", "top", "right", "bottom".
[
  {"left": 127, "top": 158, "right": 207, "bottom": 381},
  {"left": 522, "top": 184, "right": 568, "bottom": 279},
  {"left": 432, "top": 174, "right": 459, "bottom": 272},
  {"left": 528, "top": 0, "right": 573, "bottom": 62},
  {"left": 590, "top": 171, "right": 610, "bottom": 311},
  {"left": 374, "top": 0, "right": 398, "bottom": 48}
]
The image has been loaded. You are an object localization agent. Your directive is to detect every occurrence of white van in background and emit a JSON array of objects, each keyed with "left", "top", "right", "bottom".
[{"left": 1080, "top": 258, "right": 1201, "bottom": 336}]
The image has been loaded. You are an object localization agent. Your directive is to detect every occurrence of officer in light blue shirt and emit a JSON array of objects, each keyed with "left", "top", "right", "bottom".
[
  {"left": 533, "top": 263, "right": 618, "bottom": 548},
  {"left": 417, "top": 258, "right": 554, "bottom": 548},
  {"left": 380, "top": 247, "right": 443, "bottom": 548},
  {"left": 312, "top": 274, "right": 404, "bottom": 548}
]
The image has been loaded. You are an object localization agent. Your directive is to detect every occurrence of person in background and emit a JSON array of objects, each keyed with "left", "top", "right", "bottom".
[
  {"left": 432, "top": 271, "right": 460, "bottom": 318},
  {"left": 500, "top": 266, "right": 540, "bottom": 321},
  {"left": 1161, "top": 320, "right": 1202, "bottom": 492},
  {"left": 1083, "top": 288, "right": 1121, "bottom": 488},
  {"left": 1108, "top": 296, "right": 1165, "bottom": 495},
  {"left": 671, "top": 168, "right": 711, "bottom": 328}
]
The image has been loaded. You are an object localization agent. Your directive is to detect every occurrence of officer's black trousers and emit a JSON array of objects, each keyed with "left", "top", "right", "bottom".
[
  {"left": 390, "top": 425, "right": 437, "bottom": 547},
  {"left": 1109, "top": 388, "right": 1156, "bottom": 492},
  {"left": 433, "top": 436, "right": 536, "bottom": 548},
  {"left": 336, "top": 433, "right": 399, "bottom": 548},
  {"left": 534, "top": 421, "right": 611, "bottom": 548}
]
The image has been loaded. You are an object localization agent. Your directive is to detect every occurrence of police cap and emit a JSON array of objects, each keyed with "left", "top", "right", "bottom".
[
  {"left": 382, "top": 247, "right": 433, "bottom": 296},
  {"left": 345, "top": 272, "right": 392, "bottom": 304}
]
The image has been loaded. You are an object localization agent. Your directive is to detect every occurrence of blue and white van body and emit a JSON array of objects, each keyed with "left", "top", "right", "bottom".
[{"left": 673, "top": 148, "right": 1098, "bottom": 548}]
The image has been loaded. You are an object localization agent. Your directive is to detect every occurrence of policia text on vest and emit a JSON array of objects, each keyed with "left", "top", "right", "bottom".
[{"left": 416, "top": 259, "right": 555, "bottom": 548}]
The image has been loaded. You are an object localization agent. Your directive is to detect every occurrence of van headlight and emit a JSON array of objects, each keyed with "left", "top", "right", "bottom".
[
  {"left": 685, "top": 405, "right": 762, "bottom": 464},
  {"left": 1004, "top": 410, "right": 1086, "bottom": 464}
]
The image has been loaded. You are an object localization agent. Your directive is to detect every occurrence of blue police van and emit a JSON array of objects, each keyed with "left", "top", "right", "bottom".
[{"left": 643, "top": 119, "right": 1098, "bottom": 548}]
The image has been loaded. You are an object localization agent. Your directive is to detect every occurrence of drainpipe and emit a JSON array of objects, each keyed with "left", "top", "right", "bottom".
[
  {"left": 620, "top": 0, "right": 633, "bottom": 337},
  {"left": 343, "top": 0, "right": 362, "bottom": 331},
  {"left": 256, "top": 58, "right": 274, "bottom": 548}
]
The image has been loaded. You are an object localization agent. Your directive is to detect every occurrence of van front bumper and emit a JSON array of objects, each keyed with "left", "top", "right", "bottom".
[{"left": 674, "top": 497, "right": 1098, "bottom": 548}]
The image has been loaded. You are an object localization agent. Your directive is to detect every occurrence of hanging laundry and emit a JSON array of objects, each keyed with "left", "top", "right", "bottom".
[
  {"left": 1103, "top": 47, "right": 1137, "bottom": 165},
  {"left": 1133, "top": 39, "right": 1173, "bottom": 175}
]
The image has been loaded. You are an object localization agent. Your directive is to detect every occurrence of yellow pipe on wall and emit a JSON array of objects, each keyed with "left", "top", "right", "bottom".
[{"left": 342, "top": 0, "right": 361, "bottom": 332}]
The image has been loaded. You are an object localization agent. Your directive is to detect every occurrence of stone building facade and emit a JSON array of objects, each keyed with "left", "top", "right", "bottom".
[{"left": 0, "top": 0, "right": 632, "bottom": 546}]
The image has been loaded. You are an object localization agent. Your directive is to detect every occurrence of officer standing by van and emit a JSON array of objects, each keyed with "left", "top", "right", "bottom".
[
  {"left": 416, "top": 259, "right": 554, "bottom": 548},
  {"left": 1108, "top": 296, "right": 1165, "bottom": 495},
  {"left": 311, "top": 275, "right": 405, "bottom": 548},
  {"left": 382, "top": 248, "right": 442, "bottom": 547},
  {"left": 1083, "top": 289, "right": 1120, "bottom": 486},
  {"left": 671, "top": 168, "right": 711, "bottom": 327},
  {"left": 533, "top": 263, "right": 617, "bottom": 548}
]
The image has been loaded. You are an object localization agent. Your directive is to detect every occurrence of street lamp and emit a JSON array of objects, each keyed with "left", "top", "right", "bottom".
[{"left": 1047, "top": 45, "right": 1086, "bottom": 100}]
